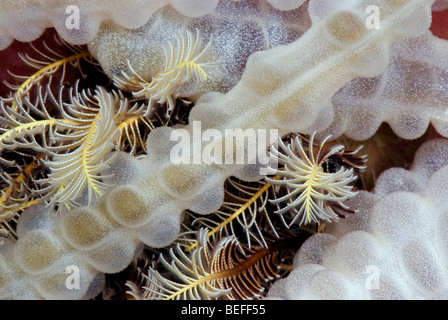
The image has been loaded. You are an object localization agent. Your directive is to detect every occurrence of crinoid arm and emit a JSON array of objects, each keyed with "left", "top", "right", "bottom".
[
  {"left": 39, "top": 87, "right": 120, "bottom": 208},
  {"left": 184, "top": 177, "right": 281, "bottom": 251}
]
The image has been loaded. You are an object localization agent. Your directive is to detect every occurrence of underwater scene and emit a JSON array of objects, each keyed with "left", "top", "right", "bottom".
[{"left": 0, "top": 0, "right": 448, "bottom": 301}]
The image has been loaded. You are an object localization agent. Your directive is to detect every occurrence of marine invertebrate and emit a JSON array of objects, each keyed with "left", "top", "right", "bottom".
[
  {"left": 185, "top": 177, "right": 279, "bottom": 250},
  {"left": 114, "top": 29, "right": 217, "bottom": 114},
  {"left": 0, "top": 80, "right": 133, "bottom": 210},
  {"left": 0, "top": 0, "right": 313, "bottom": 51},
  {"left": 266, "top": 133, "right": 365, "bottom": 226},
  {"left": 0, "top": 0, "right": 446, "bottom": 301},
  {"left": 41, "top": 87, "right": 119, "bottom": 207},
  {"left": 267, "top": 138, "right": 448, "bottom": 299},
  {"left": 135, "top": 228, "right": 308, "bottom": 300},
  {"left": 0, "top": 0, "right": 218, "bottom": 50},
  {"left": 0, "top": 36, "right": 193, "bottom": 213},
  {"left": 317, "top": 31, "right": 448, "bottom": 141},
  {"left": 89, "top": 1, "right": 311, "bottom": 101},
  {"left": 0, "top": 41, "right": 105, "bottom": 219},
  {"left": 104, "top": 176, "right": 309, "bottom": 300}
]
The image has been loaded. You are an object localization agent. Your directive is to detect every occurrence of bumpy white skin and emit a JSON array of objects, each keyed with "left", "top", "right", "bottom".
[
  {"left": 314, "top": 31, "right": 448, "bottom": 141},
  {"left": 0, "top": 0, "right": 437, "bottom": 299},
  {"left": 267, "top": 139, "right": 448, "bottom": 300},
  {"left": 0, "top": 0, "right": 221, "bottom": 50},
  {"left": 1, "top": 0, "right": 442, "bottom": 50},
  {"left": 88, "top": 0, "right": 448, "bottom": 142},
  {"left": 88, "top": 1, "right": 311, "bottom": 100},
  {"left": 0, "top": 0, "right": 312, "bottom": 51}
]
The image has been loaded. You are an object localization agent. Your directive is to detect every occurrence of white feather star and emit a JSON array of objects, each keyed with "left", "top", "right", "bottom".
[
  {"left": 266, "top": 133, "right": 359, "bottom": 226},
  {"left": 114, "top": 29, "right": 218, "bottom": 113}
]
